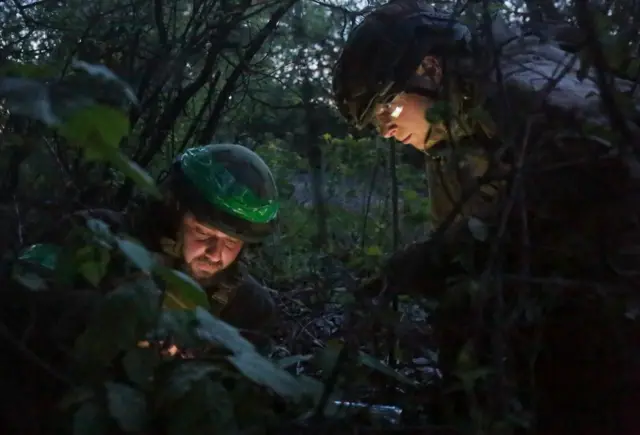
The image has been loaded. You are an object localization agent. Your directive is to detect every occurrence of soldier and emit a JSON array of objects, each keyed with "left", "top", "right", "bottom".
[
  {"left": 16, "top": 143, "right": 281, "bottom": 337},
  {"left": 332, "top": 0, "right": 640, "bottom": 433},
  {"left": 1, "top": 143, "right": 282, "bottom": 433}
]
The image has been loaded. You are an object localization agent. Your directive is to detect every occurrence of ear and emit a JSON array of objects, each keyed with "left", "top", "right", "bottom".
[{"left": 416, "top": 56, "right": 443, "bottom": 86}]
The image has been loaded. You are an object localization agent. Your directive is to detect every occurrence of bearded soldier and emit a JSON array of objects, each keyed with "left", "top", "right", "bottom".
[
  {"left": 1, "top": 144, "right": 281, "bottom": 433},
  {"left": 332, "top": 0, "right": 640, "bottom": 433}
]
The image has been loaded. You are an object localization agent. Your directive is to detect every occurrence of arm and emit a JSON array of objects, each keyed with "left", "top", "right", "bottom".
[{"left": 220, "top": 274, "right": 277, "bottom": 330}]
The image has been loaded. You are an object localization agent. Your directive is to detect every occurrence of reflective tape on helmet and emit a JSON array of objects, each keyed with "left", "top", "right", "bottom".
[{"left": 179, "top": 148, "right": 279, "bottom": 224}]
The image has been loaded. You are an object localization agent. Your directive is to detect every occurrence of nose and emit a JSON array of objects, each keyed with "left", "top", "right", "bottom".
[{"left": 204, "top": 239, "right": 222, "bottom": 262}]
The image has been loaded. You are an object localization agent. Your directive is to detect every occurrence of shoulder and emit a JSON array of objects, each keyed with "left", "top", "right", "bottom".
[{"left": 220, "top": 272, "right": 277, "bottom": 331}]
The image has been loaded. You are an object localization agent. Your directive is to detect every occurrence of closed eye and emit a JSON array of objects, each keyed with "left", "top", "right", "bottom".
[
  {"left": 224, "top": 240, "right": 239, "bottom": 249},
  {"left": 194, "top": 226, "right": 212, "bottom": 240}
]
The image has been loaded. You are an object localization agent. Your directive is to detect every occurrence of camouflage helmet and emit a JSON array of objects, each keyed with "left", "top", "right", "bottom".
[
  {"left": 169, "top": 144, "right": 279, "bottom": 243},
  {"left": 332, "top": 0, "right": 472, "bottom": 129}
]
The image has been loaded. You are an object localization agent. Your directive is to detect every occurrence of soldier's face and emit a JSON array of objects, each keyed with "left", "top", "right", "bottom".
[
  {"left": 374, "top": 92, "right": 444, "bottom": 150},
  {"left": 180, "top": 213, "right": 244, "bottom": 280}
]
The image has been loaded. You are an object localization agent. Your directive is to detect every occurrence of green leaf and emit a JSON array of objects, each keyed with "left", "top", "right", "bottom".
[
  {"left": 105, "top": 381, "right": 148, "bottom": 432},
  {"left": 122, "top": 347, "right": 160, "bottom": 388},
  {"left": 455, "top": 340, "right": 476, "bottom": 371},
  {"left": 593, "top": 9, "right": 613, "bottom": 34},
  {"left": 276, "top": 354, "right": 313, "bottom": 369},
  {"left": 110, "top": 152, "right": 161, "bottom": 199},
  {"left": 364, "top": 245, "right": 383, "bottom": 257},
  {"left": 161, "top": 361, "right": 222, "bottom": 404},
  {"left": 358, "top": 351, "right": 417, "bottom": 386},
  {"left": 157, "top": 309, "right": 201, "bottom": 349},
  {"left": 73, "top": 400, "right": 109, "bottom": 435},
  {"left": 228, "top": 350, "right": 304, "bottom": 401},
  {"left": 455, "top": 367, "right": 493, "bottom": 391},
  {"left": 193, "top": 308, "right": 304, "bottom": 401},
  {"left": 403, "top": 189, "right": 419, "bottom": 202},
  {"left": 156, "top": 267, "right": 210, "bottom": 310},
  {"left": 75, "top": 245, "right": 110, "bottom": 286},
  {"left": 74, "top": 278, "right": 160, "bottom": 365},
  {"left": 312, "top": 343, "right": 342, "bottom": 379},
  {"left": 58, "top": 104, "right": 129, "bottom": 151},
  {"left": 60, "top": 386, "right": 95, "bottom": 410},
  {"left": 85, "top": 218, "right": 115, "bottom": 244},
  {"left": 13, "top": 271, "right": 47, "bottom": 291},
  {"left": 627, "top": 59, "right": 640, "bottom": 78},
  {"left": 165, "top": 378, "right": 236, "bottom": 435},
  {"left": 116, "top": 237, "right": 156, "bottom": 273},
  {"left": 193, "top": 307, "right": 255, "bottom": 354},
  {"left": 467, "top": 217, "right": 489, "bottom": 241}
]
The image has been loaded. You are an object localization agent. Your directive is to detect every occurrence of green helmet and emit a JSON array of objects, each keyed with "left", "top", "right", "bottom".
[
  {"left": 169, "top": 144, "right": 279, "bottom": 243},
  {"left": 332, "top": 0, "right": 472, "bottom": 129}
]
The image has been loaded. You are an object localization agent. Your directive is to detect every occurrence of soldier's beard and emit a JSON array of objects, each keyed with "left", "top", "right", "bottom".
[{"left": 183, "top": 256, "right": 224, "bottom": 286}]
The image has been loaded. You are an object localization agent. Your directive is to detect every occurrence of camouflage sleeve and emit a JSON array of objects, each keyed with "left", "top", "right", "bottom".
[
  {"left": 426, "top": 149, "right": 508, "bottom": 228},
  {"left": 219, "top": 274, "right": 277, "bottom": 332}
]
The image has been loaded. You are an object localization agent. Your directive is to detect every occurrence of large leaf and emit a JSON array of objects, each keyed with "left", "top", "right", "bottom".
[
  {"left": 160, "top": 361, "right": 222, "bottom": 404},
  {"left": 85, "top": 218, "right": 116, "bottom": 246},
  {"left": 156, "top": 309, "right": 202, "bottom": 349},
  {"left": 75, "top": 245, "right": 111, "bottom": 287},
  {"left": 156, "top": 266, "right": 210, "bottom": 310},
  {"left": 109, "top": 151, "right": 161, "bottom": 199},
  {"left": 60, "top": 387, "right": 95, "bottom": 410},
  {"left": 72, "top": 59, "right": 138, "bottom": 105},
  {"left": 73, "top": 400, "right": 109, "bottom": 435},
  {"left": 312, "top": 341, "right": 342, "bottom": 380},
  {"left": 228, "top": 351, "right": 304, "bottom": 401},
  {"left": 74, "top": 278, "right": 160, "bottom": 365},
  {"left": 57, "top": 104, "right": 129, "bottom": 152},
  {"left": 122, "top": 347, "right": 160, "bottom": 388},
  {"left": 467, "top": 217, "right": 489, "bottom": 242},
  {"left": 193, "top": 308, "right": 304, "bottom": 401},
  {"left": 115, "top": 237, "right": 156, "bottom": 273},
  {"left": 105, "top": 381, "right": 148, "bottom": 432},
  {"left": 358, "top": 351, "right": 417, "bottom": 386},
  {"left": 12, "top": 271, "right": 47, "bottom": 291},
  {"left": 165, "top": 377, "right": 236, "bottom": 435},
  {"left": 193, "top": 307, "right": 255, "bottom": 355}
]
